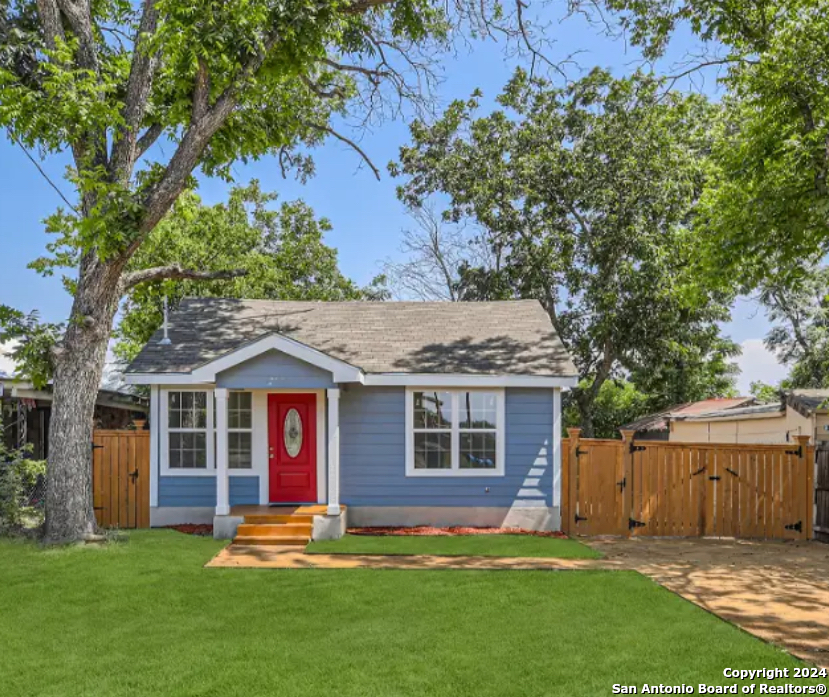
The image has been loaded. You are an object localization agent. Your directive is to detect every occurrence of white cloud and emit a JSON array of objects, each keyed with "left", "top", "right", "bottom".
[
  {"left": 0, "top": 341, "right": 19, "bottom": 377},
  {"left": 735, "top": 338, "right": 788, "bottom": 395}
]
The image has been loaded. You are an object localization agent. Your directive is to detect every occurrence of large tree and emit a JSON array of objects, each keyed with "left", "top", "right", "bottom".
[
  {"left": 116, "top": 182, "right": 378, "bottom": 360},
  {"left": 760, "top": 266, "right": 829, "bottom": 389},
  {"left": 392, "top": 68, "right": 739, "bottom": 435},
  {"left": 0, "top": 0, "right": 549, "bottom": 543},
  {"left": 594, "top": 0, "right": 829, "bottom": 288}
]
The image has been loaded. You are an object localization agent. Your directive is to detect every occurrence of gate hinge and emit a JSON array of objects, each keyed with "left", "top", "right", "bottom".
[
  {"left": 629, "top": 517, "right": 646, "bottom": 530},
  {"left": 574, "top": 513, "right": 588, "bottom": 524},
  {"left": 785, "top": 521, "right": 802, "bottom": 533},
  {"left": 575, "top": 446, "right": 587, "bottom": 457},
  {"left": 709, "top": 475, "right": 721, "bottom": 481},
  {"left": 91, "top": 443, "right": 104, "bottom": 450},
  {"left": 629, "top": 443, "right": 646, "bottom": 453},
  {"left": 617, "top": 477, "right": 626, "bottom": 492},
  {"left": 785, "top": 446, "right": 802, "bottom": 457}
]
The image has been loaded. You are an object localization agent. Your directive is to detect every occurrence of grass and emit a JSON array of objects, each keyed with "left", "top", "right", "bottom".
[
  {"left": 0, "top": 530, "right": 822, "bottom": 697},
  {"left": 306, "top": 533, "right": 602, "bottom": 558}
]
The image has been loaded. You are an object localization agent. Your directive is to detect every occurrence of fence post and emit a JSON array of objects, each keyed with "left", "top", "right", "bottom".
[
  {"left": 563, "top": 428, "right": 581, "bottom": 535},
  {"left": 795, "top": 435, "right": 814, "bottom": 539},
  {"left": 620, "top": 429, "right": 636, "bottom": 537}
]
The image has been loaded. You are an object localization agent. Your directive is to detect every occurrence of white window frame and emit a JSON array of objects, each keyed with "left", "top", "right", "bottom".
[
  {"left": 210, "top": 391, "right": 255, "bottom": 471},
  {"left": 405, "top": 387, "right": 505, "bottom": 477},
  {"left": 161, "top": 388, "right": 214, "bottom": 476}
]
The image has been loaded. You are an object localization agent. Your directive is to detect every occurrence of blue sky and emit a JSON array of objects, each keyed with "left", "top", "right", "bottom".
[{"left": 0, "top": 5, "right": 786, "bottom": 392}]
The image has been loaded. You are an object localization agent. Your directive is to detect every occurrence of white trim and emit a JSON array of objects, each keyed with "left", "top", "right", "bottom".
[
  {"left": 364, "top": 374, "right": 577, "bottom": 388},
  {"left": 552, "top": 388, "right": 562, "bottom": 509},
  {"left": 405, "top": 388, "right": 506, "bottom": 478},
  {"left": 149, "top": 386, "right": 159, "bottom": 507},
  {"left": 215, "top": 388, "right": 230, "bottom": 516},
  {"left": 127, "top": 371, "right": 578, "bottom": 389},
  {"left": 160, "top": 388, "right": 212, "bottom": 477},
  {"left": 326, "top": 388, "right": 341, "bottom": 515},
  {"left": 317, "top": 392, "right": 327, "bottom": 504},
  {"left": 190, "top": 333, "right": 363, "bottom": 383}
]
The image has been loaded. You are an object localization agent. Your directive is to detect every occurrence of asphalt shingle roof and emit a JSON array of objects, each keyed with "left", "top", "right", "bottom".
[{"left": 126, "top": 298, "right": 577, "bottom": 377}]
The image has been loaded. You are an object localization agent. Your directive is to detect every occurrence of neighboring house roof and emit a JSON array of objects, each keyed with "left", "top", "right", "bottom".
[
  {"left": 675, "top": 402, "right": 784, "bottom": 422},
  {"left": 0, "top": 362, "right": 146, "bottom": 408},
  {"left": 125, "top": 298, "right": 578, "bottom": 378},
  {"left": 623, "top": 397, "right": 756, "bottom": 433},
  {"left": 784, "top": 389, "right": 829, "bottom": 417}
]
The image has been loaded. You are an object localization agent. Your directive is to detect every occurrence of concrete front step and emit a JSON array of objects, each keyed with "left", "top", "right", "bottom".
[
  {"left": 234, "top": 535, "right": 309, "bottom": 546},
  {"left": 236, "top": 523, "right": 312, "bottom": 537}
]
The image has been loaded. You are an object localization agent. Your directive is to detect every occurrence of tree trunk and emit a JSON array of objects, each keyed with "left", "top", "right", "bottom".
[{"left": 44, "top": 257, "right": 123, "bottom": 544}]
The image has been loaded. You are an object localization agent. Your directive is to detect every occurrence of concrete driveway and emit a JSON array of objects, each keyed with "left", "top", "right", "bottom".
[{"left": 587, "top": 537, "right": 829, "bottom": 667}]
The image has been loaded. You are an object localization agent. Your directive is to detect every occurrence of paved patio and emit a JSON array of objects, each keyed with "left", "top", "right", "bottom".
[{"left": 206, "top": 537, "right": 829, "bottom": 667}]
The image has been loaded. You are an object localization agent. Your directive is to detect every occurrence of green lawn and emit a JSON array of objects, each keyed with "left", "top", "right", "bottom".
[
  {"left": 307, "top": 533, "right": 602, "bottom": 558},
  {"left": 0, "top": 531, "right": 822, "bottom": 697}
]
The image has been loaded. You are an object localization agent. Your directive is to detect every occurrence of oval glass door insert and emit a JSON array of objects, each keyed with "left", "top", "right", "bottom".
[{"left": 284, "top": 408, "right": 303, "bottom": 458}]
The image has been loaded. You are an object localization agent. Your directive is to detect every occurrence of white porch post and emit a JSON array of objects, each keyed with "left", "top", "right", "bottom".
[
  {"left": 327, "top": 387, "right": 341, "bottom": 515},
  {"left": 215, "top": 387, "right": 230, "bottom": 516},
  {"left": 552, "top": 387, "right": 562, "bottom": 521}
]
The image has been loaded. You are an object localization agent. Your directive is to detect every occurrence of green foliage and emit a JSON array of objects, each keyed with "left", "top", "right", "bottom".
[
  {"left": 0, "top": 414, "right": 46, "bottom": 532},
  {"left": 599, "top": 0, "right": 829, "bottom": 288},
  {"left": 116, "top": 181, "right": 374, "bottom": 360},
  {"left": 750, "top": 381, "right": 780, "bottom": 404},
  {"left": 0, "top": 307, "right": 62, "bottom": 388},
  {"left": 392, "top": 68, "right": 739, "bottom": 434},
  {"left": 760, "top": 265, "right": 829, "bottom": 389},
  {"left": 563, "top": 380, "right": 649, "bottom": 439}
]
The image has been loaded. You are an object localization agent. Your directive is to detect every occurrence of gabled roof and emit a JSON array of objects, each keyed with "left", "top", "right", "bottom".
[
  {"left": 126, "top": 298, "right": 577, "bottom": 380},
  {"left": 623, "top": 397, "right": 756, "bottom": 433},
  {"left": 785, "top": 389, "right": 829, "bottom": 416},
  {"left": 676, "top": 402, "right": 783, "bottom": 422}
]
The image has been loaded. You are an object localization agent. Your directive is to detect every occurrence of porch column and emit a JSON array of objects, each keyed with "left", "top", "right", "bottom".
[
  {"left": 215, "top": 387, "right": 230, "bottom": 516},
  {"left": 327, "top": 387, "right": 341, "bottom": 515}
]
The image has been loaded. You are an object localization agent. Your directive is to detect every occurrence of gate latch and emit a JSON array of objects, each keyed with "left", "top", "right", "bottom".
[
  {"left": 725, "top": 467, "right": 739, "bottom": 478},
  {"left": 629, "top": 443, "right": 646, "bottom": 453},
  {"left": 785, "top": 446, "right": 803, "bottom": 457},
  {"left": 574, "top": 513, "right": 588, "bottom": 524},
  {"left": 575, "top": 446, "right": 587, "bottom": 457},
  {"left": 629, "top": 518, "right": 646, "bottom": 530},
  {"left": 617, "top": 477, "right": 626, "bottom": 492},
  {"left": 709, "top": 475, "right": 721, "bottom": 481},
  {"left": 91, "top": 442, "right": 104, "bottom": 450},
  {"left": 129, "top": 469, "right": 139, "bottom": 483},
  {"left": 785, "top": 521, "right": 803, "bottom": 533},
  {"left": 692, "top": 466, "right": 706, "bottom": 476}
]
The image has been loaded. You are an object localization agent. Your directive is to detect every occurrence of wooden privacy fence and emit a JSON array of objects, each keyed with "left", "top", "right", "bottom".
[
  {"left": 817, "top": 445, "right": 829, "bottom": 543},
  {"left": 562, "top": 430, "right": 815, "bottom": 540},
  {"left": 92, "top": 428, "right": 150, "bottom": 529}
]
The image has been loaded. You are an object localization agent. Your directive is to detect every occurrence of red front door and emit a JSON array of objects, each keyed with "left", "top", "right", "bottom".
[{"left": 268, "top": 393, "right": 317, "bottom": 504}]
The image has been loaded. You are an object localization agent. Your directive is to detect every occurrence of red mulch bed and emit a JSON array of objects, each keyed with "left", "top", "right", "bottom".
[
  {"left": 347, "top": 526, "right": 567, "bottom": 538},
  {"left": 166, "top": 524, "right": 213, "bottom": 536}
]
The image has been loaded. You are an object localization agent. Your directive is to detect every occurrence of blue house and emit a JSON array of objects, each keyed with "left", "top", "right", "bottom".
[{"left": 125, "top": 298, "right": 577, "bottom": 541}]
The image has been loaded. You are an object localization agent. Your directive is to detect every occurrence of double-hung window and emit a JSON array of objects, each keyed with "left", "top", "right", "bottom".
[
  {"left": 227, "top": 392, "right": 253, "bottom": 469},
  {"left": 407, "top": 389, "right": 505, "bottom": 476},
  {"left": 167, "top": 391, "right": 208, "bottom": 470}
]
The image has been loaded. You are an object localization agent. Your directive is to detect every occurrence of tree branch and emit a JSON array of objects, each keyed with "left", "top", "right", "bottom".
[
  {"left": 110, "top": 0, "right": 162, "bottom": 183},
  {"left": 191, "top": 58, "right": 211, "bottom": 124},
  {"left": 135, "top": 123, "right": 163, "bottom": 160},
  {"left": 303, "top": 121, "right": 380, "bottom": 179},
  {"left": 122, "top": 264, "right": 248, "bottom": 289}
]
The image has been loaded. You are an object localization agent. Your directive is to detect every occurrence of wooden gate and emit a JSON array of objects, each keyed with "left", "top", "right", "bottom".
[
  {"left": 92, "top": 429, "right": 150, "bottom": 529},
  {"left": 562, "top": 430, "right": 814, "bottom": 540},
  {"left": 817, "top": 445, "right": 829, "bottom": 543}
]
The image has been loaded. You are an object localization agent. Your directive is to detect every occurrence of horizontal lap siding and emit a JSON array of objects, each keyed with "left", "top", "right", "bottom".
[
  {"left": 340, "top": 387, "right": 552, "bottom": 507},
  {"left": 158, "top": 476, "right": 259, "bottom": 507},
  {"left": 216, "top": 349, "right": 335, "bottom": 389}
]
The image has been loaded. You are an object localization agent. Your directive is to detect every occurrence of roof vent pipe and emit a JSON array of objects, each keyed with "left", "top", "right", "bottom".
[{"left": 159, "top": 296, "right": 172, "bottom": 345}]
